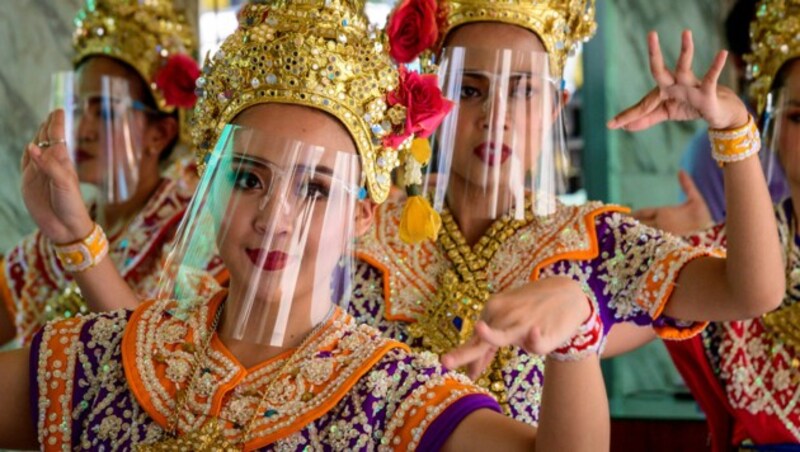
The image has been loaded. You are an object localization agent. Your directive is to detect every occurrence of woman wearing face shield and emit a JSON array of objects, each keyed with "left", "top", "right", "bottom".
[
  {"left": 351, "top": 0, "right": 785, "bottom": 426},
  {"left": 0, "top": 1, "right": 609, "bottom": 450},
  {"left": 0, "top": 0, "right": 226, "bottom": 347},
  {"left": 605, "top": 1, "right": 800, "bottom": 448}
]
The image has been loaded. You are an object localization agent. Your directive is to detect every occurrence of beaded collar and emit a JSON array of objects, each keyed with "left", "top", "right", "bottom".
[
  {"left": 357, "top": 197, "right": 627, "bottom": 322},
  {"left": 357, "top": 198, "right": 626, "bottom": 412},
  {"left": 122, "top": 291, "right": 405, "bottom": 449}
]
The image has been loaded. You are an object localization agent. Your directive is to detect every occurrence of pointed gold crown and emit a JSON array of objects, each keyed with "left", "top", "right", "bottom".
[
  {"left": 746, "top": 0, "right": 800, "bottom": 114},
  {"left": 192, "top": 0, "right": 410, "bottom": 203},
  {"left": 73, "top": 0, "right": 198, "bottom": 114},
  {"left": 438, "top": 0, "right": 597, "bottom": 77}
]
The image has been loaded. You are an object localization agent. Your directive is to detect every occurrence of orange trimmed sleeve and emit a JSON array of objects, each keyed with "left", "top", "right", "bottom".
[
  {"left": 34, "top": 317, "right": 84, "bottom": 450},
  {"left": 385, "top": 373, "right": 499, "bottom": 450}
]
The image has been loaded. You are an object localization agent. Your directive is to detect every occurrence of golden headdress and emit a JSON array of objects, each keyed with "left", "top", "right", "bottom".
[
  {"left": 746, "top": 0, "right": 800, "bottom": 114},
  {"left": 192, "top": 0, "right": 452, "bottom": 207},
  {"left": 386, "top": 0, "right": 596, "bottom": 78},
  {"left": 73, "top": 0, "right": 199, "bottom": 114},
  {"left": 441, "top": 0, "right": 596, "bottom": 77}
]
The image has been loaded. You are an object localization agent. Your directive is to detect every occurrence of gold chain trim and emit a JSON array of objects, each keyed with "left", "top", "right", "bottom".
[{"left": 408, "top": 204, "right": 534, "bottom": 412}]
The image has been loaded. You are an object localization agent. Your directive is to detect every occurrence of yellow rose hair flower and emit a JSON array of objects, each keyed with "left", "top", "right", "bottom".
[{"left": 399, "top": 194, "right": 442, "bottom": 243}]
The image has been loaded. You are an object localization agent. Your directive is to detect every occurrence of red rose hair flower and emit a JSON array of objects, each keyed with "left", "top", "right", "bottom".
[
  {"left": 386, "top": 0, "right": 440, "bottom": 64},
  {"left": 384, "top": 66, "right": 453, "bottom": 149},
  {"left": 154, "top": 53, "right": 201, "bottom": 109}
]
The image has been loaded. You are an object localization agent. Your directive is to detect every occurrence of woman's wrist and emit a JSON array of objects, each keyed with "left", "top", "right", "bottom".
[
  {"left": 43, "top": 217, "right": 95, "bottom": 245},
  {"left": 548, "top": 297, "right": 605, "bottom": 362},
  {"left": 52, "top": 223, "right": 109, "bottom": 273},
  {"left": 709, "top": 114, "right": 760, "bottom": 167},
  {"left": 65, "top": 220, "right": 95, "bottom": 244},
  {"left": 709, "top": 109, "right": 749, "bottom": 131}
]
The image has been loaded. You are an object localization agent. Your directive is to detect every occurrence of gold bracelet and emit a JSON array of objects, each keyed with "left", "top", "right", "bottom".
[
  {"left": 709, "top": 115, "right": 760, "bottom": 167},
  {"left": 53, "top": 224, "right": 109, "bottom": 273}
]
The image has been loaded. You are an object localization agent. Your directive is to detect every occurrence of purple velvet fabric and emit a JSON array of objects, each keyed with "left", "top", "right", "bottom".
[{"left": 418, "top": 394, "right": 503, "bottom": 451}]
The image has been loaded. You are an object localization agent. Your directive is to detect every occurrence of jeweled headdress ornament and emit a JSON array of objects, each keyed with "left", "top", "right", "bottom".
[
  {"left": 386, "top": 0, "right": 597, "bottom": 78},
  {"left": 73, "top": 0, "right": 200, "bottom": 114},
  {"left": 192, "top": 0, "right": 452, "bottom": 207},
  {"left": 746, "top": 0, "right": 800, "bottom": 114}
]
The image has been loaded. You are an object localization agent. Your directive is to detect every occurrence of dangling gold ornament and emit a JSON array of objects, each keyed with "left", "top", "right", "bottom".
[
  {"left": 408, "top": 204, "right": 534, "bottom": 412},
  {"left": 136, "top": 420, "right": 239, "bottom": 452}
]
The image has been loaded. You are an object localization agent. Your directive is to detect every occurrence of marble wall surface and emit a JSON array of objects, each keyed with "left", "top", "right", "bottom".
[
  {"left": 0, "top": 0, "right": 82, "bottom": 253},
  {"left": 0, "top": 1, "right": 198, "bottom": 254},
  {"left": 585, "top": 0, "right": 724, "bottom": 208}
]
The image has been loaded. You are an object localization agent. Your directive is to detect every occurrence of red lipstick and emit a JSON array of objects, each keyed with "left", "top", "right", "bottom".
[
  {"left": 246, "top": 249, "right": 288, "bottom": 271},
  {"left": 75, "top": 148, "right": 93, "bottom": 164},
  {"left": 473, "top": 142, "right": 511, "bottom": 166}
]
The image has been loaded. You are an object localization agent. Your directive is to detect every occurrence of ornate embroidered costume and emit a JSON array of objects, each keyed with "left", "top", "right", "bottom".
[
  {"left": 0, "top": 0, "right": 220, "bottom": 345},
  {"left": 352, "top": 198, "right": 720, "bottom": 423},
  {"left": 663, "top": 2, "right": 800, "bottom": 448},
  {"left": 666, "top": 199, "right": 800, "bottom": 448},
  {"left": 1, "top": 176, "right": 225, "bottom": 345},
  {"left": 27, "top": 0, "right": 496, "bottom": 448},
  {"left": 31, "top": 292, "right": 499, "bottom": 451}
]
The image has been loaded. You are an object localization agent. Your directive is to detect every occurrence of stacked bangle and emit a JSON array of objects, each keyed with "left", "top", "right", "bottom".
[
  {"left": 53, "top": 223, "right": 109, "bottom": 273},
  {"left": 709, "top": 115, "right": 761, "bottom": 166}
]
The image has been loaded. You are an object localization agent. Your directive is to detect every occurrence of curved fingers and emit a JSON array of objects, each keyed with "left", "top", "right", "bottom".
[
  {"left": 440, "top": 335, "right": 491, "bottom": 371},
  {"left": 674, "top": 30, "right": 698, "bottom": 85},
  {"left": 608, "top": 89, "right": 665, "bottom": 130},
  {"left": 46, "top": 110, "right": 72, "bottom": 165},
  {"left": 620, "top": 104, "right": 671, "bottom": 131},
  {"left": 648, "top": 31, "right": 674, "bottom": 87},
  {"left": 34, "top": 119, "right": 48, "bottom": 146},
  {"left": 481, "top": 294, "right": 522, "bottom": 330},
  {"left": 47, "top": 109, "right": 66, "bottom": 141},
  {"left": 701, "top": 50, "right": 728, "bottom": 91},
  {"left": 476, "top": 319, "right": 537, "bottom": 352},
  {"left": 466, "top": 345, "right": 498, "bottom": 380}
]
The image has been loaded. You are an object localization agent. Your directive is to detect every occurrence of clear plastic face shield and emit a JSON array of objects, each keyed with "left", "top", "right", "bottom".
[
  {"left": 159, "top": 125, "right": 361, "bottom": 347},
  {"left": 422, "top": 47, "right": 568, "bottom": 221},
  {"left": 762, "top": 87, "right": 800, "bottom": 185},
  {"left": 50, "top": 70, "right": 144, "bottom": 205}
]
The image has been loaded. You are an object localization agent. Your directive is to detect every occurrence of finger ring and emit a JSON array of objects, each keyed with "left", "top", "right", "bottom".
[{"left": 36, "top": 138, "right": 66, "bottom": 148}]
